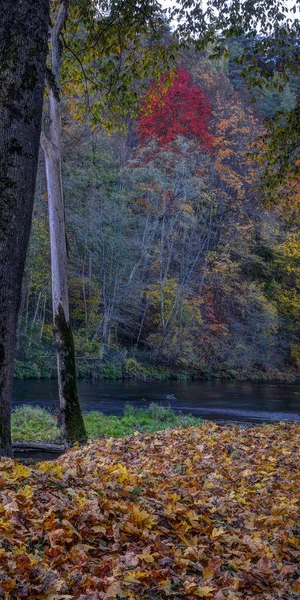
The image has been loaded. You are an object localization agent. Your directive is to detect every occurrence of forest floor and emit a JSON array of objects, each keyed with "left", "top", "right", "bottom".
[
  {"left": 13, "top": 357, "right": 300, "bottom": 384},
  {"left": 1, "top": 422, "right": 300, "bottom": 599}
]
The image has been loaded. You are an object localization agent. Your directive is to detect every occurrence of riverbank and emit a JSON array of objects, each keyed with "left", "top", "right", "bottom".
[
  {"left": 11, "top": 404, "right": 201, "bottom": 443},
  {"left": 12, "top": 378, "right": 300, "bottom": 434},
  {"left": 1, "top": 421, "right": 300, "bottom": 599},
  {"left": 13, "top": 357, "right": 299, "bottom": 384}
]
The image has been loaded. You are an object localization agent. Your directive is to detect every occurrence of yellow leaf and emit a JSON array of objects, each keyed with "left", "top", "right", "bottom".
[
  {"left": 211, "top": 526, "right": 225, "bottom": 538},
  {"left": 123, "top": 572, "right": 142, "bottom": 584},
  {"left": 12, "top": 545, "right": 27, "bottom": 555},
  {"left": 111, "top": 463, "right": 130, "bottom": 483},
  {"left": 4, "top": 464, "right": 31, "bottom": 481},
  {"left": 92, "top": 525, "right": 106, "bottom": 534},
  {"left": 137, "top": 548, "right": 156, "bottom": 563},
  {"left": 157, "top": 579, "right": 172, "bottom": 594},
  {"left": 129, "top": 504, "right": 157, "bottom": 528},
  {"left": 0, "top": 518, "right": 13, "bottom": 534},
  {"left": 21, "top": 484, "right": 34, "bottom": 498},
  {"left": 195, "top": 586, "right": 214, "bottom": 597},
  {"left": 38, "top": 462, "right": 63, "bottom": 479}
]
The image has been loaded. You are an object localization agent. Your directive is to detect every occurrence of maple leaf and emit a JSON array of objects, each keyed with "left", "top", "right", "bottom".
[
  {"left": 104, "top": 581, "right": 127, "bottom": 598},
  {"left": 127, "top": 504, "right": 157, "bottom": 529},
  {"left": 195, "top": 586, "right": 215, "bottom": 598},
  {"left": 157, "top": 578, "right": 172, "bottom": 594},
  {"left": 3, "top": 464, "right": 31, "bottom": 481},
  {"left": 1, "top": 422, "right": 300, "bottom": 599}
]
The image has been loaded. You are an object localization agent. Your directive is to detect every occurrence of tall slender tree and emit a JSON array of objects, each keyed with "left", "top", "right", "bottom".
[
  {"left": 41, "top": 0, "right": 173, "bottom": 444},
  {"left": 41, "top": 1, "right": 87, "bottom": 445},
  {"left": 0, "top": 0, "right": 50, "bottom": 456}
]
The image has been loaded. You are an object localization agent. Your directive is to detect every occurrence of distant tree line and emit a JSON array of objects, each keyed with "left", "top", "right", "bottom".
[{"left": 17, "top": 58, "right": 300, "bottom": 382}]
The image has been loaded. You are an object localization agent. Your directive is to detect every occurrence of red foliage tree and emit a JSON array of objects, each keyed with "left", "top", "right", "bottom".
[{"left": 138, "top": 68, "right": 214, "bottom": 151}]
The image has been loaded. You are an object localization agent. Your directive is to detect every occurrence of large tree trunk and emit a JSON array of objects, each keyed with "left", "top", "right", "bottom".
[
  {"left": 0, "top": 0, "right": 50, "bottom": 457},
  {"left": 41, "top": 1, "right": 87, "bottom": 445}
]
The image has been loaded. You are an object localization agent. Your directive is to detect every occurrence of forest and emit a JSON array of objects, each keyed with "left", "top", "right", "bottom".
[
  {"left": 1, "top": 3, "right": 300, "bottom": 599},
  {"left": 16, "top": 39, "right": 300, "bottom": 383}
]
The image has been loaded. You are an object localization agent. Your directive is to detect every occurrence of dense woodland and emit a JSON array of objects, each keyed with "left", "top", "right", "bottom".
[
  {"left": 2, "top": 6, "right": 300, "bottom": 598},
  {"left": 16, "top": 40, "right": 300, "bottom": 382}
]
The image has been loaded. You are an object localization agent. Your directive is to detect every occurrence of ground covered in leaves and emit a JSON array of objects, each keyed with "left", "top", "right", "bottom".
[{"left": 1, "top": 422, "right": 300, "bottom": 600}]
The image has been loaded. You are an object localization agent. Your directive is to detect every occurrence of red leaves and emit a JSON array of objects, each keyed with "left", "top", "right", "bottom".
[{"left": 138, "top": 68, "right": 214, "bottom": 152}]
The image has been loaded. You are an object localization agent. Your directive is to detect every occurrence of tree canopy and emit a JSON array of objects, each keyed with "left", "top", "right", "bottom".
[
  {"left": 170, "top": 0, "right": 300, "bottom": 187},
  {"left": 138, "top": 67, "right": 214, "bottom": 150}
]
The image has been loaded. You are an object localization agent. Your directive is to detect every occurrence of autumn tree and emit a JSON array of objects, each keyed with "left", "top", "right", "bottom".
[
  {"left": 170, "top": 0, "right": 300, "bottom": 186},
  {"left": 138, "top": 68, "right": 213, "bottom": 150},
  {"left": 128, "top": 69, "right": 217, "bottom": 361},
  {"left": 21, "top": 54, "right": 300, "bottom": 380},
  {"left": 0, "top": 0, "right": 50, "bottom": 456}
]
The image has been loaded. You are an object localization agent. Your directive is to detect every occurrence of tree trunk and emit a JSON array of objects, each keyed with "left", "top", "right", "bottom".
[
  {"left": 0, "top": 0, "right": 50, "bottom": 456},
  {"left": 41, "top": 1, "right": 87, "bottom": 445}
]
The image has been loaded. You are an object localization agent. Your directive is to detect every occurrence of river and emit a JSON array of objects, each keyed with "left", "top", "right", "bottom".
[{"left": 12, "top": 379, "right": 300, "bottom": 424}]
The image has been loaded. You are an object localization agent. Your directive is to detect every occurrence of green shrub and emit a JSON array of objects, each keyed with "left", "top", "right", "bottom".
[
  {"left": 14, "top": 360, "right": 41, "bottom": 380},
  {"left": 123, "top": 358, "right": 144, "bottom": 379},
  {"left": 76, "top": 362, "right": 95, "bottom": 379},
  {"left": 102, "top": 363, "right": 123, "bottom": 380},
  {"left": 11, "top": 405, "right": 61, "bottom": 442},
  {"left": 11, "top": 403, "right": 202, "bottom": 442}
]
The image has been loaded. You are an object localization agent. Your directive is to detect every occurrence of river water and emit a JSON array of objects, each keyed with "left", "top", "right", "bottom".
[{"left": 12, "top": 379, "right": 300, "bottom": 424}]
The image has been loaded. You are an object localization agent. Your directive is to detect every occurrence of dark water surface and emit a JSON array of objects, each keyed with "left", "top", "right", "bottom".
[{"left": 12, "top": 379, "right": 300, "bottom": 424}]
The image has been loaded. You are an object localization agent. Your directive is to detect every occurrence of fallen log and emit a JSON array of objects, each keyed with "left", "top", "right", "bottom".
[{"left": 12, "top": 442, "right": 64, "bottom": 453}]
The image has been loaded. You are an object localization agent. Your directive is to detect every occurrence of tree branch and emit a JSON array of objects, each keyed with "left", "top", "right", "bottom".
[{"left": 51, "top": 0, "right": 69, "bottom": 84}]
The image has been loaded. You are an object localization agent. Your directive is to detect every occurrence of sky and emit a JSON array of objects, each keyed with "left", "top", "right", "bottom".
[{"left": 160, "top": 0, "right": 300, "bottom": 21}]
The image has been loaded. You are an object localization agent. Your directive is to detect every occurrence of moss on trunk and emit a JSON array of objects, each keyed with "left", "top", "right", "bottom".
[{"left": 54, "top": 305, "right": 87, "bottom": 445}]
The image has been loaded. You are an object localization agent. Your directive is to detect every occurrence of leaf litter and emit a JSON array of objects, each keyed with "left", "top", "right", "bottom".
[{"left": 1, "top": 421, "right": 300, "bottom": 599}]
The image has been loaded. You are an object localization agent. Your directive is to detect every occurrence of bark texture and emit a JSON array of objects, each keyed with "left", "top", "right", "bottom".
[
  {"left": 41, "top": 1, "right": 87, "bottom": 445},
  {"left": 0, "top": 0, "right": 50, "bottom": 456}
]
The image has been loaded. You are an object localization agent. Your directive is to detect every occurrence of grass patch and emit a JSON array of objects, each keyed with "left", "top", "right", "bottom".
[
  {"left": 84, "top": 403, "right": 201, "bottom": 438},
  {"left": 11, "top": 403, "right": 201, "bottom": 442},
  {"left": 11, "top": 405, "right": 61, "bottom": 442}
]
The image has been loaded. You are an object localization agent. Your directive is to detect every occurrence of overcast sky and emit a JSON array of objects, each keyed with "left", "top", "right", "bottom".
[{"left": 160, "top": 0, "right": 299, "bottom": 20}]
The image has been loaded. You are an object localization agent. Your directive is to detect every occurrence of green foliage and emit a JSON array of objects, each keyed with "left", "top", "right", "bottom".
[
  {"left": 73, "top": 332, "right": 101, "bottom": 360},
  {"left": 19, "top": 47, "right": 300, "bottom": 383},
  {"left": 61, "top": 0, "right": 177, "bottom": 131},
  {"left": 99, "top": 360, "right": 122, "bottom": 380},
  {"left": 11, "top": 404, "right": 201, "bottom": 442},
  {"left": 13, "top": 360, "right": 41, "bottom": 380},
  {"left": 85, "top": 404, "right": 201, "bottom": 438},
  {"left": 258, "top": 101, "right": 300, "bottom": 191},
  {"left": 123, "top": 358, "right": 145, "bottom": 379},
  {"left": 11, "top": 406, "right": 61, "bottom": 442},
  {"left": 139, "top": 364, "right": 190, "bottom": 381}
]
